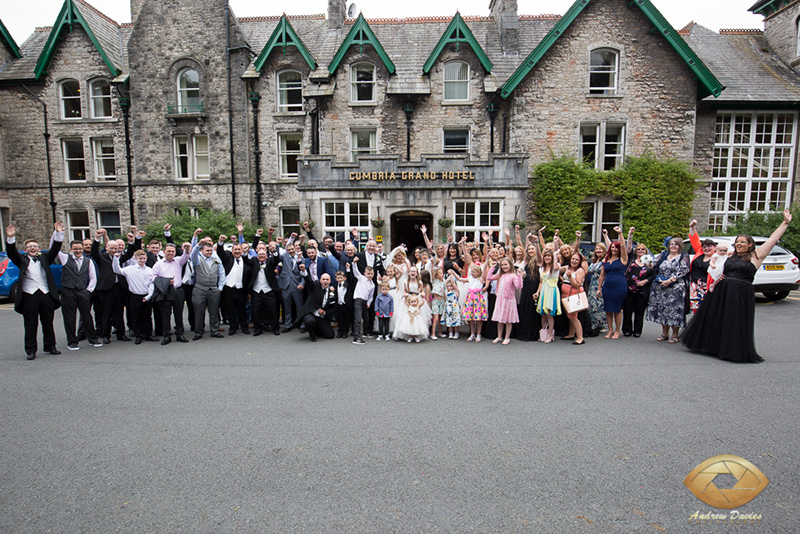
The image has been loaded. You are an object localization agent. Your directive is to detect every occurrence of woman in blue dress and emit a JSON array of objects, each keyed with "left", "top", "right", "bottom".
[{"left": 595, "top": 226, "right": 628, "bottom": 339}]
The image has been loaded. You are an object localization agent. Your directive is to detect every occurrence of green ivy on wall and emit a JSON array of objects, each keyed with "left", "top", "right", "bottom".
[{"left": 531, "top": 154, "right": 699, "bottom": 252}]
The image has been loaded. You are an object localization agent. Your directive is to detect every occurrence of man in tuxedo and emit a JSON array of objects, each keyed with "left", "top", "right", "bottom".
[
  {"left": 91, "top": 229, "right": 131, "bottom": 344},
  {"left": 356, "top": 239, "right": 386, "bottom": 335},
  {"left": 276, "top": 242, "right": 305, "bottom": 332},
  {"left": 5, "top": 222, "right": 64, "bottom": 360},
  {"left": 248, "top": 248, "right": 280, "bottom": 336},
  {"left": 217, "top": 235, "right": 252, "bottom": 335},
  {"left": 302, "top": 245, "right": 330, "bottom": 288},
  {"left": 297, "top": 273, "right": 338, "bottom": 342},
  {"left": 55, "top": 238, "right": 102, "bottom": 350}
]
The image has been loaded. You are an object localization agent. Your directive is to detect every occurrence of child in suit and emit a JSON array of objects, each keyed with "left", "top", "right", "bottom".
[
  {"left": 334, "top": 271, "right": 351, "bottom": 338},
  {"left": 374, "top": 282, "right": 394, "bottom": 341}
]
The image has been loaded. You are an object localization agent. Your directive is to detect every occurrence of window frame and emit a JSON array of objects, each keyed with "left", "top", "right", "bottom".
[
  {"left": 173, "top": 134, "right": 209, "bottom": 181},
  {"left": 588, "top": 48, "right": 619, "bottom": 96},
  {"left": 62, "top": 138, "right": 86, "bottom": 182},
  {"left": 278, "top": 132, "right": 302, "bottom": 180},
  {"left": 280, "top": 207, "right": 302, "bottom": 238},
  {"left": 443, "top": 128, "right": 470, "bottom": 153},
  {"left": 59, "top": 79, "right": 82, "bottom": 120},
  {"left": 277, "top": 70, "right": 304, "bottom": 113},
  {"left": 176, "top": 68, "right": 202, "bottom": 113},
  {"left": 709, "top": 111, "right": 797, "bottom": 231},
  {"left": 580, "top": 122, "right": 625, "bottom": 171},
  {"left": 91, "top": 138, "right": 116, "bottom": 181},
  {"left": 96, "top": 210, "right": 122, "bottom": 239},
  {"left": 579, "top": 198, "right": 623, "bottom": 243},
  {"left": 89, "top": 79, "right": 113, "bottom": 118},
  {"left": 443, "top": 61, "right": 469, "bottom": 102},
  {"left": 350, "top": 128, "right": 377, "bottom": 161},
  {"left": 350, "top": 63, "right": 376, "bottom": 104},
  {"left": 66, "top": 210, "right": 91, "bottom": 242},
  {"left": 452, "top": 200, "right": 503, "bottom": 243},
  {"left": 323, "top": 201, "right": 370, "bottom": 247}
]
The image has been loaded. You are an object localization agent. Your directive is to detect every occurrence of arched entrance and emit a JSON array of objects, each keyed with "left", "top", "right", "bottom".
[{"left": 390, "top": 210, "right": 433, "bottom": 251}]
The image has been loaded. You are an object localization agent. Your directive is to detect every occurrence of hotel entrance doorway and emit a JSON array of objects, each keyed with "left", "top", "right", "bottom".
[{"left": 390, "top": 211, "right": 433, "bottom": 251}]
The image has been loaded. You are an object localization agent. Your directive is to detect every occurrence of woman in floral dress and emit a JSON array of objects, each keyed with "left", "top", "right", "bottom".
[
  {"left": 586, "top": 243, "right": 607, "bottom": 334},
  {"left": 645, "top": 238, "right": 690, "bottom": 343}
]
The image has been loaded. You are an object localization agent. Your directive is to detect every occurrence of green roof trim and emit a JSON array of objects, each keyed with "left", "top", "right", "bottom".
[
  {"left": 422, "top": 12, "right": 492, "bottom": 73},
  {"left": 749, "top": 0, "right": 787, "bottom": 16},
  {"left": 254, "top": 16, "right": 317, "bottom": 72},
  {"left": 500, "top": 0, "right": 724, "bottom": 100},
  {"left": 328, "top": 14, "right": 395, "bottom": 75},
  {"left": 0, "top": 18, "right": 22, "bottom": 59},
  {"left": 34, "top": 0, "right": 120, "bottom": 80}
]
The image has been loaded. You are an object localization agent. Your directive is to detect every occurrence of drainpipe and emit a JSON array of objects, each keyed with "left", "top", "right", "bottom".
[
  {"left": 487, "top": 102, "right": 498, "bottom": 154},
  {"left": 226, "top": 0, "right": 237, "bottom": 217},
  {"left": 403, "top": 102, "right": 414, "bottom": 161},
  {"left": 249, "top": 89, "right": 263, "bottom": 226},
  {"left": 22, "top": 85, "right": 56, "bottom": 224},
  {"left": 502, "top": 113, "right": 508, "bottom": 153}
]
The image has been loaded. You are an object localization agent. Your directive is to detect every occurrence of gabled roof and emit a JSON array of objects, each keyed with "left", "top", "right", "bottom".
[
  {"left": 34, "top": 0, "right": 122, "bottom": 79},
  {"left": 422, "top": 12, "right": 492, "bottom": 73},
  {"left": 748, "top": 0, "right": 791, "bottom": 16},
  {"left": 254, "top": 15, "right": 317, "bottom": 72},
  {"left": 328, "top": 14, "right": 395, "bottom": 75},
  {"left": 0, "top": 18, "right": 22, "bottom": 59},
  {"left": 500, "top": 0, "right": 724, "bottom": 99}
]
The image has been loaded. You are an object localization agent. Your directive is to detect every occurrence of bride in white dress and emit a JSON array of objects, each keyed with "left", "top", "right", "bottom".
[{"left": 392, "top": 265, "right": 431, "bottom": 339}]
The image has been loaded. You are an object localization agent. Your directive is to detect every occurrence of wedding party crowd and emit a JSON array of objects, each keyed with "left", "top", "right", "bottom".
[{"left": 4, "top": 207, "right": 792, "bottom": 363}]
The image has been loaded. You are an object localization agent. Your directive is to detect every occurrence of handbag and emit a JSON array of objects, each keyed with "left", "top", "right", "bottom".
[{"left": 561, "top": 289, "right": 589, "bottom": 313}]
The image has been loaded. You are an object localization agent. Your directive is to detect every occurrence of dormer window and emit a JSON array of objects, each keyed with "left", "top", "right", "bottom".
[
  {"left": 443, "top": 61, "right": 469, "bottom": 101},
  {"left": 589, "top": 49, "right": 619, "bottom": 95},
  {"left": 351, "top": 63, "right": 375, "bottom": 103},
  {"left": 60, "top": 79, "right": 82, "bottom": 119},
  {"left": 176, "top": 68, "right": 202, "bottom": 113},
  {"left": 278, "top": 70, "right": 303, "bottom": 112}
]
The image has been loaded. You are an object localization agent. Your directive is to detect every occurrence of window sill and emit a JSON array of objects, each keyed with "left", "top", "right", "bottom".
[
  {"left": 274, "top": 111, "right": 306, "bottom": 117},
  {"left": 586, "top": 93, "right": 624, "bottom": 99},
  {"left": 350, "top": 101, "right": 377, "bottom": 107},
  {"left": 85, "top": 117, "right": 119, "bottom": 123},
  {"left": 442, "top": 100, "right": 472, "bottom": 106},
  {"left": 165, "top": 112, "right": 207, "bottom": 120}
]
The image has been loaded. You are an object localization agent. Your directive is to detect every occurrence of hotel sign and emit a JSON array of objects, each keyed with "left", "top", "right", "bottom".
[{"left": 349, "top": 171, "right": 475, "bottom": 181}]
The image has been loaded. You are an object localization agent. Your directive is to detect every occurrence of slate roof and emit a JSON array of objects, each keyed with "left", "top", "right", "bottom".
[
  {"left": 683, "top": 24, "right": 800, "bottom": 103},
  {"left": 237, "top": 14, "right": 559, "bottom": 94}
]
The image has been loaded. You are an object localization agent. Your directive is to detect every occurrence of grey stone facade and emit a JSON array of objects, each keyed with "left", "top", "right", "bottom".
[{"left": 1, "top": 0, "right": 799, "bottom": 245}]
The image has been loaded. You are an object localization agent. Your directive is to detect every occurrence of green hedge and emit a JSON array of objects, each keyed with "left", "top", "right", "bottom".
[
  {"left": 727, "top": 204, "right": 800, "bottom": 256},
  {"left": 141, "top": 203, "right": 255, "bottom": 245},
  {"left": 531, "top": 154, "right": 699, "bottom": 252}
]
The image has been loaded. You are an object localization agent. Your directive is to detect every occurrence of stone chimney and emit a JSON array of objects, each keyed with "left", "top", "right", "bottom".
[
  {"left": 130, "top": 0, "right": 146, "bottom": 23},
  {"left": 329, "top": 0, "right": 347, "bottom": 30},
  {"left": 489, "top": 0, "right": 519, "bottom": 53}
]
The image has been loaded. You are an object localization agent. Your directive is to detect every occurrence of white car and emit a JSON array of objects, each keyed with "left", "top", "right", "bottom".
[{"left": 683, "top": 236, "right": 799, "bottom": 300}]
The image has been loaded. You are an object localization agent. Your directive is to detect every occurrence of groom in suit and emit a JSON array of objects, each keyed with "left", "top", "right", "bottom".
[
  {"left": 276, "top": 242, "right": 305, "bottom": 332},
  {"left": 356, "top": 239, "right": 385, "bottom": 335},
  {"left": 5, "top": 222, "right": 64, "bottom": 360},
  {"left": 297, "top": 273, "right": 338, "bottom": 341}
]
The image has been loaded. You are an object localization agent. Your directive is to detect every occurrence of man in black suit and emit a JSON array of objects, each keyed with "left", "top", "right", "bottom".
[
  {"left": 5, "top": 222, "right": 64, "bottom": 360},
  {"left": 248, "top": 248, "right": 280, "bottom": 336},
  {"left": 356, "top": 238, "right": 386, "bottom": 335},
  {"left": 217, "top": 234, "right": 253, "bottom": 335},
  {"left": 297, "top": 273, "right": 338, "bottom": 342},
  {"left": 91, "top": 228, "right": 131, "bottom": 343}
]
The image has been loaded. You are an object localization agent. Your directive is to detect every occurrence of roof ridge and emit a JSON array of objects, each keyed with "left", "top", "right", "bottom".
[
  {"left": 678, "top": 21, "right": 696, "bottom": 35},
  {"left": 74, "top": 0, "right": 121, "bottom": 28},
  {"left": 238, "top": 14, "right": 326, "bottom": 22},
  {"left": 519, "top": 14, "right": 562, "bottom": 20},
  {"left": 349, "top": 15, "right": 493, "bottom": 25},
  {"left": 719, "top": 28, "right": 764, "bottom": 34}
]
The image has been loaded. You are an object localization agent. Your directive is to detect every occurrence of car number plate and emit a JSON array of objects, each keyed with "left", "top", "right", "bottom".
[{"left": 764, "top": 265, "right": 784, "bottom": 271}]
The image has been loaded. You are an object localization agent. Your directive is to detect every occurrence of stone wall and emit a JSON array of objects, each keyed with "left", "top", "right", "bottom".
[
  {"left": 508, "top": 0, "right": 698, "bottom": 166},
  {"left": 763, "top": 0, "right": 800, "bottom": 65}
]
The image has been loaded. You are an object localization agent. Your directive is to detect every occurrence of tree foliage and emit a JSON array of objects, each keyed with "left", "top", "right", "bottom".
[
  {"left": 726, "top": 203, "right": 800, "bottom": 256},
  {"left": 141, "top": 203, "right": 256, "bottom": 245},
  {"left": 531, "top": 154, "right": 699, "bottom": 252}
]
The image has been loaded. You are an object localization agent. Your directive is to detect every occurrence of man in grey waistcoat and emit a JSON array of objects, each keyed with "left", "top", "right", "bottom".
[
  {"left": 55, "top": 237, "right": 103, "bottom": 350},
  {"left": 190, "top": 230, "right": 226, "bottom": 340}
]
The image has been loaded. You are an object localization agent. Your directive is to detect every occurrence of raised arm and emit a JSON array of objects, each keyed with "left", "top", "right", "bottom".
[
  {"left": 615, "top": 226, "right": 628, "bottom": 265},
  {"left": 688, "top": 220, "right": 702, "bottom": 256},
  {"left": 420, "top": 224, "right": 433, "bottom": 252},
  {"left": 754, "top": 208, "right": 792, "bottom": 267}
]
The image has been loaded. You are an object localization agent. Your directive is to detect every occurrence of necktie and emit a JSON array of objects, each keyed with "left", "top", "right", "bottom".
[
  {"left": 236, "top": 258, "right": 240, "bottom": 265},
  {"left": 31, "top": 256, "right": 39, "bottom": 263}
]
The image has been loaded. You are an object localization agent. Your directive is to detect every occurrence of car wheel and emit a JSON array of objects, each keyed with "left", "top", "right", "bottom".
[
  {"left": 762, "top": 290, "right": 790, "bottom": 301},
  {"left": 8, "top": 283, "right": 17, "bottom": 302}
]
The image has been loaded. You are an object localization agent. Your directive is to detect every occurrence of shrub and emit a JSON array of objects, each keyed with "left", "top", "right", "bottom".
[
  {"left": 726, "top": 204, "right": 800, "bottom": 256},
  {"left": 141, "top": 203, "right": 255, "bottom": 245}
]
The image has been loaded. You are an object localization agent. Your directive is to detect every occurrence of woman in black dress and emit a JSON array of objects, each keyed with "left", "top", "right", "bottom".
[
  {"left": 681, "top": 209, "right": 792, "bottom": 363},
  {"left": 517, "top": 242, "right": 541, "bottom": 341}
]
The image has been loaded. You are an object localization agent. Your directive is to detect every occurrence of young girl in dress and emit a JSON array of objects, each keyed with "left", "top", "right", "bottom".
[
  {"left": 451, "top": 264, "right": 487, "bottom": 342},
  {"left": 534, "top": 249, "right": 561, "bottom": 343},
  {"left": 429, "top": 267, "right": 446, "bottom": 340},
  {"left": 394, "top": 293, "right": 429, "bottom": 343},
  {"left": 487, "top": 257, "right": 524, "bottom": 345},
  {"left": 444, "top": 276, "right": 462, "bottom": 339}
]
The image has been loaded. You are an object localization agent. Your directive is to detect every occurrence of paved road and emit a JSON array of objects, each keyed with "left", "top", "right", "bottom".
[{"left": 1, "top": 293, "right": 798, "bottom": 533}]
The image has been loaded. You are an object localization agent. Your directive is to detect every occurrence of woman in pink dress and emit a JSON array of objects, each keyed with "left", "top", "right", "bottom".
[{"left": 487, "top": 257, "right": 524, "bottom": 345}]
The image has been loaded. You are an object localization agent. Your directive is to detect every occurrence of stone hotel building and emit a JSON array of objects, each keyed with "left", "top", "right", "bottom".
[{"left": 1, "top": 0, "right": 799, "bottom": 249}]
